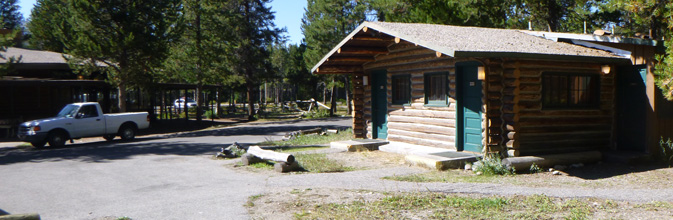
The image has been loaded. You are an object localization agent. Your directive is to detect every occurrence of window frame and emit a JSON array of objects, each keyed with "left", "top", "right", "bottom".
[
  {"left": 424, "top": 72, "right": 449, "bottom": 106},
  {"left": 541, "top": 72, "right": 600, "bottom": 110},
  {"left": 391, "top": 74, "right": 412, "bottom": 105}
]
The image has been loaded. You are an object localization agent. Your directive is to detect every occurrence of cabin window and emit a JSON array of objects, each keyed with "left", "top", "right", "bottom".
[
  {"left": 424, "top": 72, "right": 448, "bottom": 106},
  {"left": 392, "top": 74, "right": 411, "bottom": 105},
  {"left": 542, "top": 72, "right": 599, "bottom": 109}
]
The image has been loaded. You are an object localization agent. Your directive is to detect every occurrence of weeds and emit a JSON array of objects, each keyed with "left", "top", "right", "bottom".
[
  {"left": 383, "top": 170, "right": 505, "bottom": 183},
  {"left": 529, "top": 163, "right": 543, "bottom": 174},
  {"left": 259, "top": 129, "right": 352, "bottom": 146},
  {"left": 295, "top": 153, "right": 354, "bottom": 173},
  {"left": 250, "top": 162, "right": 274, "bottom": 169},
  {"left": 472, "top": 155, "right": 515, "bottom": 176},
  {"left": 659, "top": 137, "right": 673, "bottom": 166},
  {"left": 302, "top": 109, "right": 331, "bottom": 119},
  {"left": 288, "top": 193, "right": 638, "bottom": 219},
  {"left": 246, "top": 194, "right": 264, "bottom": 207}
]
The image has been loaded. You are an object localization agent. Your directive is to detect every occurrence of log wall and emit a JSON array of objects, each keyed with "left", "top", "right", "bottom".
[
  {"left": 361, "top": 42, "right": 465, "bottom": 150},
  {"left": 496, "top": 59, "right": 615, "bottom": 156}
]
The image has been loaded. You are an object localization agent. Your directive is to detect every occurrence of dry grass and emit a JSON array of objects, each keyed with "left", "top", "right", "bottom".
[{"left": 248, "top": 190, "right": 673, "bottom": 220}]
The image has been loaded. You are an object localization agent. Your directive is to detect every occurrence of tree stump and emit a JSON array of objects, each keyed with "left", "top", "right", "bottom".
[
  {"left": 274, "top": 161, "right": 302, "bottom": 173},
  {"left": 241, "top": 153, "right": 264, "bottom": 165}
]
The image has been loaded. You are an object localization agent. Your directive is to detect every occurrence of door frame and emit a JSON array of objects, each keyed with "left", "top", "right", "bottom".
[
  {"left": 371, "top": 70, "right": 388, "bottom": 139},
  {"left": 616, "top": 64, "right": 648, "bottom": 152},
  {"left": 456, "top": 61, "right": 483, "bottom": 152}
]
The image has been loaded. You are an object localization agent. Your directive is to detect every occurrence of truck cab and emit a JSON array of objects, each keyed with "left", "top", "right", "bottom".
[{"left": 18, "top": 102, "right": 150, "bottom": 148}]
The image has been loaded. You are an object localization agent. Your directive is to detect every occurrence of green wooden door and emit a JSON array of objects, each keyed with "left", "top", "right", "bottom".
[
  {"left": 617, "top": 65, "right": 647, "bottom": 151},
  {"left": 371, "top": 70, "right": 388, "bottom": 139},
  {"left": 458, "top": 63, "right": 483, "bottom": 152}
]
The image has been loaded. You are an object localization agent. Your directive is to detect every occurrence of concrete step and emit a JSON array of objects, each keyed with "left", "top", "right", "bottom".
[
  {"left": 406, "top": 151, "right": 481, "bottom": 170},
  {"left": 380, "top": 141, "right": 481, "bottom": 170},
  {"left": 330, "top": 139, "right": 389, "bottom": 152}
]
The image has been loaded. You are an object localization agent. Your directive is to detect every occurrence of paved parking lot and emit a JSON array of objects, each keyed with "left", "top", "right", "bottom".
[{"left": 0, "top": 118, "right": 350, "bottom": 220}]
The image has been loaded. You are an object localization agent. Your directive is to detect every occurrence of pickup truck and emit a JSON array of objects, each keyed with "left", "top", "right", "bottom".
[{"left": 18, "top": 102, "right": 150, "bottom": 148}]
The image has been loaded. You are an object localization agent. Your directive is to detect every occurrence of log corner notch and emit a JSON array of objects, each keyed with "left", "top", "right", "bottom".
[{"left": 242, "top": 146, "right": 302, "bottom": 173}]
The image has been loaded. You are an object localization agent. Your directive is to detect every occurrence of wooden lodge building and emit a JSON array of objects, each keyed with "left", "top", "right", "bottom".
[
  {"left": 0, "top": 47, "right": 221, "bottom": 138},
  {"left": 311, "top": 21, "right": 670, "bottom": 157}
]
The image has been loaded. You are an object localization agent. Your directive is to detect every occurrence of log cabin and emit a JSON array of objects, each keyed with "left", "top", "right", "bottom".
[{"left": 311, "top": 21, "right": 670, "bottom": 157}]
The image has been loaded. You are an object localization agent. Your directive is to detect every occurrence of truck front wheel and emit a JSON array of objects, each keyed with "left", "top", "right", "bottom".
[
  {"left": 47, "top": 131, "right": 67, "bottom": 147},
  {"left": 119, "top": 125, "right": 136, "bottom": 140}
]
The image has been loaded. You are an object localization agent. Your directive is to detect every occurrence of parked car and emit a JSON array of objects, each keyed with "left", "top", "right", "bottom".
[
  {"left": 174, "top": 98, "right": 197, "bottom": 109},
  {"left": 17, "top": 102, "right": 150, "bottom": 148}
]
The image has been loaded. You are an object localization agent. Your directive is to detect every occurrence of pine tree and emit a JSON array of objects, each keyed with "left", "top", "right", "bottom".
[
  {"left": 63, "top": 0, "right": 182, "bottom": 112},
  {"left": 0, "top": 0, "right": 23, "bottom": 75},
  {"left": 224, "top": 0, "right": 281, "bottom": 120},
  {"left": 163, "top": 0, "right": 233, "bottom": 121},
  {"left": 302, "top": 0, "right": 366, "bottom": 116},
  {"left": 26, "top": 0, "right": 70, "bottom": 52},
  {"left": 0, "top": 0, "right": 22, "bottom": 29}
]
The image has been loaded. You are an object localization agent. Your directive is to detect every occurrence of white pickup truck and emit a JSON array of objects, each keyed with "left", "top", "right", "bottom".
[{"left": 18, "top": 102, "right": 150, "bottom": 148}]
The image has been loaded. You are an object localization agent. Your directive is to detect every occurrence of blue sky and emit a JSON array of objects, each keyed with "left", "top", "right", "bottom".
[{"left": 17, "top": 0, "right": 307, "bottom": 45}]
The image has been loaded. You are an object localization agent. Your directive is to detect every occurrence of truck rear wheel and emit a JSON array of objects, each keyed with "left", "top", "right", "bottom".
[
  {"left": 47, "top": 131, "right": 67, "bottom": 147},
  {"left": 119, "top": 125, "right": 136, "bottom": 140}
]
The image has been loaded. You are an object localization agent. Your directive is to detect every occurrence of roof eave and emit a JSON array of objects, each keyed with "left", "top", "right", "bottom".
[
  {"left": 310, "top": 23, "right": 369, "bottom": 74},
  {"left": 454, "top": 51, "right": 631, "bottom": 64}
]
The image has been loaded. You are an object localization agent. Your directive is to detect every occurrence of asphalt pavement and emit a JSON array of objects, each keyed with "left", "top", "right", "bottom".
[
  {"left": 0, "top": 118, "right": 351, "bottom": 220},
  {"left": 3, "top": 117, "right": 673, "bottom": 220}
]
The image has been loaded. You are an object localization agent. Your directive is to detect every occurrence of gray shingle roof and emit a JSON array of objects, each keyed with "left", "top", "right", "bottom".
[
  {"left": 368, "top": 22, "right": 623, "bottom": 58},
  {"left": 311, "top": 22, "right": 629, "bottom": 73},
  {"left": 0, "top": 47, "right": 69, "bottom": 64}
]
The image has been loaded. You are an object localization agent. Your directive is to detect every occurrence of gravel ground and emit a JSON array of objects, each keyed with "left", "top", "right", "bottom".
[
  {"left": 2, "top": 117, "right": 671, "bottom": 219},
  {"left": 246, "top": 150, "right": 673, "bottom": 219}
]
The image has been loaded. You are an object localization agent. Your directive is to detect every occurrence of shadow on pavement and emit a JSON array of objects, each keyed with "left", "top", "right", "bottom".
[
  {"left": 0, "top": 119, "right": 351, "bottom": 166},
  {"left": 560, "top": 162, "right": 669, "bottom": 180},
  {"left": 0, "top": 138, "right": 252, "bottom": 165}
]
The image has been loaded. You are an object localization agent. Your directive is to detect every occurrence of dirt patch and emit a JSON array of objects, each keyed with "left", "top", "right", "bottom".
[
  {"left": 243, "top": 149, "right": 673, "bottom": 219},
  {"left": 325, "top": 150, "right": 408, "bottom": 170},
  {"left": 247, "top": 188, "right": 386, "bottom": 220}
]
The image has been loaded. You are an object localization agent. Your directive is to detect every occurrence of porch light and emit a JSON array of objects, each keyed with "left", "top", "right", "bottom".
[
  {"left": 363, "top": 76, "right": 368, "bottom": 86},
  {"left": 477, "top": 66, "right": 486, "bottom": 80},
  {"left": 601, "top": 65, "right": 611, "bottom": 74}
]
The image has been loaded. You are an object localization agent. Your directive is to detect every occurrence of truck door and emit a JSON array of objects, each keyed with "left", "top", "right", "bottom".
[{"left": 70, "top": 104, "right": 106, "bottom": 138}]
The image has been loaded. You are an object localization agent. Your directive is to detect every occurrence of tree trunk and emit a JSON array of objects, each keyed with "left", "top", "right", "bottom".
[
  {"left": 246, "top": 72, "right": 255, "bottom": 121},
  {"left": 118, "top": 82, "right": 127, "bottom": 113},
  {"left": 196, "top": 84, "right": 202, "bottom": 122},
  {"left": 184, "top": 89, "right": 189, "bottom": 121},
  {"left": 216, "top": 87, "right": 222, "bottom": 117},
  {"left": 345, "top": 75, "right": 352, "bottom": 115},
  {"left": 330, "top": 79, "right": 337, "bottom": 116}
]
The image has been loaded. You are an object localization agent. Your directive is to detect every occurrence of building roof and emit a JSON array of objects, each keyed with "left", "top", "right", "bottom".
[
  {"left": 311, "top": 22, "right": 631, "bottom": 74},
  {"left": 0, "top": 47, "right": 69, "bottom": 64}
]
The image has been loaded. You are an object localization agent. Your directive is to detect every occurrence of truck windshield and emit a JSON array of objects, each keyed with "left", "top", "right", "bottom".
[{"left": 57, "top": 104, "right": 79, "bottom": 118}]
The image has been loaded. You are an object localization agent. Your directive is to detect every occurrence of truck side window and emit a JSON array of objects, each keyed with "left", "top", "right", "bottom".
[{"left": 78, "top": 105, "right": 99, "bottom": 118}]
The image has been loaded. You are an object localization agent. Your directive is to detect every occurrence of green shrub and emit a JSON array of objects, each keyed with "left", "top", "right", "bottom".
[
  {"left": 303, "top": 109, "right": 331, "bottom": 119},
  {"left": 204, "top": 110, "right": 218, "bottom": 119},
  {"left": 660, "top": 137, "right": 673, "bottom": 166},
  {"left": 529, "top": 163, "right": 542, "bottom": 174},
  {"left": 472, "top": 155, "right": 515, "bottom": 176}
]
